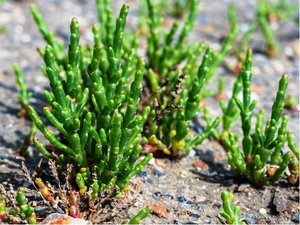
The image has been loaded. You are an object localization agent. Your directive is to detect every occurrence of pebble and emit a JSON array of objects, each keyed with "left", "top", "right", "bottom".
[
  {"left": 42, "top": 213, "right": 91, "bottom": 225},
  {"left": 243, "top": 216, "right": 257, "bottom": 224},
  {"left": 154, "top": 167, "right": 164, "bottom": 177},
  {"left": 137, "top": 171, "right": 147, "bottom": 178},
  {"left": 146, "top": 178, "right": 153, "bottom": 184},
  {"left": 152, "top": 204, "right": 169, "bottom": 219},
  {"left": 155, "top": 159, "right": 168, "bottom": 168},
  {"left": 237, "top": 183, "right": 251, "bottom": 192},
  {"left": 177, "top": 196, "right": 186, "bottom": 202},
  {"left": 192, "top": 160, "right": 209, "bottom": 171},
  {"left": 181, "top": 203, "right": 190, "bottom": 209},
  {"left": 195, "top": 196, "right": 207, "bottom": 203},
  {"left": 292, "top": 213, "right": 300, "bottom": 223},
  {"left": 164, "top": 194, "right": 174, "bottom": 199},
  {"left": 259, "top": 208, "right": 267, "bottom": 215},
  {"left": 191, "top": 213, "right": 200, "bottom": 219}
]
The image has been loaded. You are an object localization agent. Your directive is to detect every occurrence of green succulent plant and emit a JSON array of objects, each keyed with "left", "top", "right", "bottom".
[
  {"left": 220, "top": 191, "right": 245, "bottom": 225},
  {"left": 222, "top": 49, "right": 292, "bottom": 186},
  {"left": 28, "top": 3, "right": 152, "bottom": 195}
]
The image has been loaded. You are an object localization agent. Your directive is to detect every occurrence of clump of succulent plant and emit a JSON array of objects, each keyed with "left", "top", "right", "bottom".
[
  {"left": 28, "top": 3, "right": 152, "bottom": 196},
  {"left": 0, "top": 189, "right": 36, "bottom": 224},
  {"left": 219, "top": 49, "right": 294, "bottom": 186},
  {"left": 145, "top": 48, "right": 220, "bottom": 156},
  {"left": 219, "top": 191, "right": 245, "bottom": 225}
]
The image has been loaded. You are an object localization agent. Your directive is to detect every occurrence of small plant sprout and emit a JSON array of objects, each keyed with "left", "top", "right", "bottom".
[
  {"left": 222, "top": 49, "right": 293, "bottom": 186},
  {"left": 204, "top": 75, "right": 242, "bottom": 143},
  {"left": 0, "top": 194, "right": 7, "bottom": 222},
  {"left": 220, "top": 192, "right": 245, "bottom": 225},
  {"left": 13, "top": 64, "right": 32, "bottom": 117},
  {"left": 28, "top": 3, "right": 152, "bottom": 197},
  {"left": 257, "top": 0, "right": 280, "bottom": 57},
  {"left": 15, "top": 189, "right": 37, "bottom": 224},
  {"left": 0, "top": 189, "right": 37, "bottom": 224},
  {"left": 126, "top": 207, "right": 151, "bottom": 224},
  {"left": 284, "top": 95, "right": 297, "bottom": 111},
  {"left": 287, "top": 132, "right": 300, "bottom": 185}
]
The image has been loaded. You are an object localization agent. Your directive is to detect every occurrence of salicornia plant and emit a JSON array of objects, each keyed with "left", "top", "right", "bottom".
[
  {"left": 126, "top": 207, "right": 151, "bottom": 224},
  {"left": 223, "top": 49, "right": 292, "bottom": 186},
  {"left": 287, "top": 132, "right": 299, "bottom": 185},
  {"left": 203, "top": 74, "right": 242, "bottom": 144},
  {"left": 13, "top": 64, "right": 31, "bottom": 117},
  {"left": 28, "top": 3, "right": 152, "bottom": 195},
  {"left": 256, "top": 0, "right": 280, "bottom": 57},
  {"left": 145, "top": 48, "right": 220, "bottom": 156},
  {"left": 145, "top": 0, "right": 201, "bottom": 77},
  {"left": 0, "top": 189, "right": 36, "bottom": 224},
  {"left": 219, "top": 192, "right": 245, "bottom": 225}
]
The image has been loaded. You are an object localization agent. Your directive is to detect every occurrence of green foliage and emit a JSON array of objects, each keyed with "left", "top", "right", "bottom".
[
  {"left": 13, "top": 64, "right": 32, "bottom": 117},
  {"left": 223, "top": 49, "right": 292, "bottom": 186},
  {"left": 284, "top": 95, "right": 297, "bottom": 110},
  {"left": 143, "top": 0, "right": 221, "bottom": 156},
  {"left": 287, "top": 132, "right": 300, "bottom": 185},
  {"left": 219, "top": 192, "right": 245, "bottom": 225},
  {"left": 145, "top": 0, "right": 201, "bottom": 77},
  {"left": 204, "top": 74, "right": 242, "bottom": 143},
  {"left": 146, "top": 48, "right": 220, "bottom": 156},
  {"left": 126, "top": 207, "right": 151, "bottom": 224},
  {"left": 0, "top": 189, "right": 36, "bottom": 224},
  {"left": 28, "top": 3, "right": 152, "bottom": 195},
  {"left": 257, "top": 0, "right": 280, "bottom": 57}
]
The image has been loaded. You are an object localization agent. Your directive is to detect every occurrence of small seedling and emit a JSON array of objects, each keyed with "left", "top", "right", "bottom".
[
  {"left": 257, "top": 0, "right": 280, "bottom": 57},
  {"left": 287, "top": 132, "right": 300, "bottom": 185},
  {"left": 284, "top": 95, "right": 297, "bottom": 111},
  {"left": 219, "top": 191, "right": 245, "bottom": 225},
  {"left": 126, "top": 207, "right": 151, "bottom": 224},
  {"left": 204, "top": 75, "right": 242, "bottom": 144},
  {"left": 0, "top": 189, "right": 37, "bottom": 224},
  {"left": 13, "top": 64, "right": 32, "bottom": 117}
]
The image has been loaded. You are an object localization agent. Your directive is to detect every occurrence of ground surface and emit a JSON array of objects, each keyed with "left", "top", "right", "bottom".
[{"left": 0, "top": 0, "right": 299, "bottom": 224}]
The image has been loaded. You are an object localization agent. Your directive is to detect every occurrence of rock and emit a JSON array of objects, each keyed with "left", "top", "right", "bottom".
[
  {"left": 42, "top": 213, "right": 91, "bottom": 225},
  {"left": 191, "top": 213, "right": 200, "bottom": 219},
  {"left": 146, "top": 178, "right": 153, "bottom": 184},
  {"left": 153, "top": 167, "right": 164, "bottom": 177},
  {"left": 155, "top": 159, "right": 168, "bottom": 168},
  {"left": 194, "top": 196, "right": 207, "bottom": 203},
  {"left": 292, "top": 213, "right": 300, "bottom": 223},
  {"left": 181, "top": 203, "right": 190, "bottom": 209},
  {"left": 259, "top": 208, "right": 267, "bottom": 215},
  {"left": 243, "top": 216, "right": 257, "bottom": 224},
  {"left": 152, "top": 204, "right": 169, "bottom": 219},
  {"left": 136, "top": 171, "right": 147, "bottom": 178},
  {"left": 177, "top": 195, "right": 186, "bottom": 202},
  {"left": 273, "top": 190, "right": 298, "bottom": 214},
  {"left": 237, "top": 183, "right": 251, "bottom": 192},
  {"left": 192, "top": 160, "right": 209, "bottom": 171}
]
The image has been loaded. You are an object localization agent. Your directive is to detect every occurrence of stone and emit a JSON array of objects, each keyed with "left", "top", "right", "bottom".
[
  {"left": 259, "top": 208, "right": 267, "bottom": 215},
  {"left": 192, "top": 160, "right": 209, "bottom": 171},
  {"left": 152, "top": 204, "right": 169, "bottom": 219},
  {"left": 41, "top": 213, "right": 92, "bottom": 225}
]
